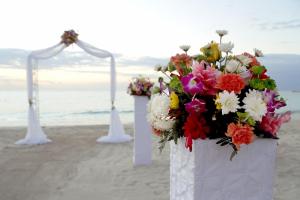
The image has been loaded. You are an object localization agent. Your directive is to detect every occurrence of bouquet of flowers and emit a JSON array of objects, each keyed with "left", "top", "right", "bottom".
[
  {"left": 127, "top": 76, "right": 154, "bottom": 97},
  {"left": 147, "top": 30, "right": 291, "bottom": 159}
]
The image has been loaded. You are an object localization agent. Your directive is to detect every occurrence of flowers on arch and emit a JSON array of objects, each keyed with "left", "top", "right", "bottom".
[
  {"left": 61, "top": 30, "right": 78, "bottom": 46},
  {"left": 127, "top": 76, "right": 154, "bottom": 97},
  {"left": 147, "top": 30, "right": 291, "bottom": 159}
]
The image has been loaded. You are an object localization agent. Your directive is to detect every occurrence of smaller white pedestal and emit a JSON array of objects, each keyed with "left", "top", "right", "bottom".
[
  {"left": 133, "top": 96, "right": 152, "bottom": 166},
  {"left": 170, "top": 138, "right": 277, "bottom": 200}
]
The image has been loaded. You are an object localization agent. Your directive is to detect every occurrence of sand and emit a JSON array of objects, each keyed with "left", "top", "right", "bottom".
[{"left": 0, "top": 121, "right": 299, "bottom": 200}]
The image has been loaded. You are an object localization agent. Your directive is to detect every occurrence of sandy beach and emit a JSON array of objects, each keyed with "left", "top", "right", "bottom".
[{"left": 0, "top": 121, "right": 299, "bottom": 200}]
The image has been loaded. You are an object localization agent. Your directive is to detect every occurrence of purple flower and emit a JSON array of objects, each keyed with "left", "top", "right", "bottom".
[
  {"left": 181, "top": 74, "right": 204, "bottom": 95},
  {"left": 263, "top": 90, "right": 286, "bottom": 112},
  {"left": 185, "top": 99, "right": 207, "bottom": 115}
]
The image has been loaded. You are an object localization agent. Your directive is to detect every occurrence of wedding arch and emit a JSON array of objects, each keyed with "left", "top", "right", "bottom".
[{"left": 16, "top": 30, "right": 132, "bottom": 145}]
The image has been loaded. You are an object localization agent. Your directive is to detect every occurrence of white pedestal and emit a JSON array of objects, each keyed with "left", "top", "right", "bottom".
[
  {"left": 133, "top": 96, "right": 152, "bottom": 166},
  {"left": 170, "top": 138, "right": 277, "bottom": 200}
]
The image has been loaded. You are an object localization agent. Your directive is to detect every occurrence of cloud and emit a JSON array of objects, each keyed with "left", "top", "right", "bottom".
[{"left": 256, "top": 19, "right": 300, "bottom": 30}]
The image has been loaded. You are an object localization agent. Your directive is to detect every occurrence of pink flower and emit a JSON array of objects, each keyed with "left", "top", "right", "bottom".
[
  {"left": 192, "top": 61, "right": 219, "bottom": 95},
  {"left": 242, "top": 52, "right": 261, "bottom": 67},
  {"left": 185, "top": 99, "right": 207, "bottom": 115},
  {"left": 259, "top": 111, "right": 291, "bottom": 136},
  {"left": 263, "top": 90, "right": 286, "bottom": 112},
  {"left": 181, "top": 74, "right": 204, "bottom": 95}
]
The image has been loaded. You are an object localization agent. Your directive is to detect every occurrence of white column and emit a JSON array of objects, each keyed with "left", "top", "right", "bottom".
[
  {"left": 170, "top": 138, "right": 277, "bottom": 200},
  {"left": 133, "top": 96, "right": 152, "bottom": 166}
]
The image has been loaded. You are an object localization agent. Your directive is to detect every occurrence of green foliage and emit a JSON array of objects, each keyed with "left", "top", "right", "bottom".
[
  {"left": 249, "top": 78, "right": 277, "bottom": 91},
  {"left": 169, "top": 76, "right": 183, "bottom": 93},
  {"left": 264, "top": 78, "right": 277, "bottom": 90},
  {"left": 237, "top": 112, "right": 256, "bottom": 126},
  {"left": 249, "top": 78, "right": 265, "bottom": 90},
  {"left": 193, "top": 54, "right": 207, "bottom": 62},
  {"left": 250, "top": 65, "right": 266, "bottom": 75},
  {"left": 168, "top": 62, "right": 176, "bottom": 72}
]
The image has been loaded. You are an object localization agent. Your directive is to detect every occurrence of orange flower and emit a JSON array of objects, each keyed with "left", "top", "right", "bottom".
[
  {"left": 170, "top": 53, "right": 192, "bottom": 76},
  {"left": 217, "top": 73, "right": 245, "bottom": 93},
  {"left": 226, "top": 123, "right": 255, "bottom": 150}
]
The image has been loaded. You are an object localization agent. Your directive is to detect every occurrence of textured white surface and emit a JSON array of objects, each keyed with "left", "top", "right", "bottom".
[
  {"left": 133, "top": 96, "right": 152, "bottom": 165},
  {"left": 170, "top": 138, "right": 277, "bottom": 200}
]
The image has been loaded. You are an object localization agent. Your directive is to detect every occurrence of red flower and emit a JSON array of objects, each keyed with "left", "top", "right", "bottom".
[
  {"left": 242, "top": 52, "right": 261, "bottom": 67},
  {"left": 226, "top": 123, "right": 255, "bottom": 150},
  {"left": 217, "top": 73, "right": 245, "bottom": 93},
  {"left": 183, "top": 114, "right": 209, "bottom": 151}
]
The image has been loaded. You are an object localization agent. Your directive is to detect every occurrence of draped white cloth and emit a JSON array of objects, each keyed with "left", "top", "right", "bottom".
[{"left": 16, "top": 40, "right": 132, "bottom": 145}]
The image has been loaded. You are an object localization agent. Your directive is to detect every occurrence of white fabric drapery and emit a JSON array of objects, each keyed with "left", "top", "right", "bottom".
[{"left": 16, "top": 39, "right": 132, "bottom": 145}]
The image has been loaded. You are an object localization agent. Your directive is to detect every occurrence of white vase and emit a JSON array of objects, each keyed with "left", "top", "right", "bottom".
[
  {"left": 170, "top": 138, "right": 277, "bottom": 200},
  {"left": 133, "top": 96, "right": 152, "bottom": 166}
]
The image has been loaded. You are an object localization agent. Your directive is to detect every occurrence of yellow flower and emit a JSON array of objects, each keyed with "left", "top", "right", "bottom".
[
  {"left": 200, "top": 42, "right": 221, "bottom": 63},
  {"left": 215, "top": 94, "right": 222, "bottom": 110},
  {"left": 170, "top": 92, "right": 179, "bottom": 109}
]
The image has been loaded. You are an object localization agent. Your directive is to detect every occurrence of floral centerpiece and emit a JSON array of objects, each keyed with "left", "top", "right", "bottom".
[
  {"left": 147, "top": 30, "right": 291, "bottom": 159},
  {"left": 127, "top": 76, "right": 154, "bottom": 97}
]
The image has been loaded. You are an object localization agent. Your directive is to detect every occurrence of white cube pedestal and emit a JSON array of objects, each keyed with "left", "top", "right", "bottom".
[
  {"left": 170, "top": 138, "right": 277, "bottom": 200},
  {"left": 133, "top": 96, "right": 152, "bottom": 166}
]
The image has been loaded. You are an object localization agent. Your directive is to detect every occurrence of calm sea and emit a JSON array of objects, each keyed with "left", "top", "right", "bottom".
[{"left": 0, "top": 90, "right": 299, "bottom": 127}]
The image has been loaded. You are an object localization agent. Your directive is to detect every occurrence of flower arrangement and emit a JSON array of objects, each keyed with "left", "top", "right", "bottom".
[
  {"left": 147, "top": 30, "right": 291, "bottom": 159},
  {"left": 61, "top": 30, "right": 78, "bottom": 46},
  {"left": 127, "top": 76, "right": 154, "bottom": 97}
]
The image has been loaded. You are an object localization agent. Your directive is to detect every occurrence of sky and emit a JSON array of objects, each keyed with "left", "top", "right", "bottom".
[{"left": 0, "top": 0, "right": 300, "bottom": 90}]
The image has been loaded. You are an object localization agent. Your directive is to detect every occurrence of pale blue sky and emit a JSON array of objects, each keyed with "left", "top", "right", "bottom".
[
  {"left": 0, "top": 0, "right": 299, "bottom": 57},
  {"left": 0, "top": 0, "right": 299, "bottom": 90}
]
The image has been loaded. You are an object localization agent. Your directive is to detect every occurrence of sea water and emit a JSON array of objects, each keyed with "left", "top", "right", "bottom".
[{"left": 0, "top": 90, "right": 299, "bottom": 127}]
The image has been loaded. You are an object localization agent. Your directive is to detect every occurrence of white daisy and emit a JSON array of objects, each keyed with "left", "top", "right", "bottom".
[
  {"left": 147, "top": 94, "right": 175, "bottom": 131},
  {"left": 216, "top": 30, "right": 228, "bottom": 37},
  {"left": 243, "top": 89, "right": 267, "bottom": 121},
  {"left": 216, "top": 91, "right": 240, "bottom": 115}
]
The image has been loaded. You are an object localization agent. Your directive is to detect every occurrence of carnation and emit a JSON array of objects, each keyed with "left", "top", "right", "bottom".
[
  {"left": 243, "top": 89, "right": 267, "bottom": 121},
  {"left": 226, "top": 123, "right": 255, "bottom": 150},
  {"left": 147, "top": 94, "right": 175, "bottom": 131},
  {"left": 217, "top": 73, "right": 245, "bottom": 93}
]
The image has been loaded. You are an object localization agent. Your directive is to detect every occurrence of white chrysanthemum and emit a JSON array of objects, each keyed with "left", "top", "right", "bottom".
[
  {"left": 219, "top": 42, "right": 234, "bottom": 53},
  {"left": 225, "top": 59, "right": 241, "bottom": 72},
  {"left": 147, "top": 94, "right": 175, "bottom": 131},
  {"left": 254, "top": 48, "right": 263, "bottom": 57},
  {"left": 216, "top": 91, "right": 240, "bottom": 115},
  {"left": 216, "top": 30, "right": 228, "bottom": 37},
  {"left": 243, "top": 89, "right": 267, "bottom": 121},
  {"left": 236, "top": 54, "right": 252, "bottom": 66}
]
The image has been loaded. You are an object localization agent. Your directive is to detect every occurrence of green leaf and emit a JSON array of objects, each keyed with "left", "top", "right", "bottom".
[{"left": 169, "top": 76, "right": 183, "bottom": 93}]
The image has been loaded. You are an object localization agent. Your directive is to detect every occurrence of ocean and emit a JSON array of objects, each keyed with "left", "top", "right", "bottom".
[{"left": 0, "top": 90, "right": 299, "bottom": 127}]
